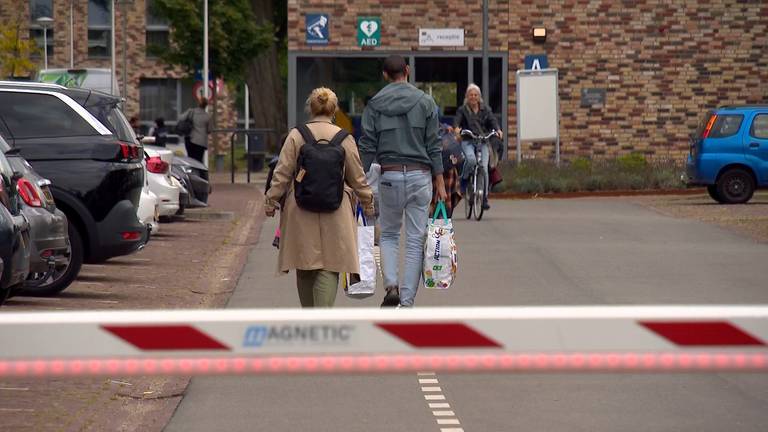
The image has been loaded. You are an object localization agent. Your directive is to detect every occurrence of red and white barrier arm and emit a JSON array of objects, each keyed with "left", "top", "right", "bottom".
[{"left": 1, "top": 306, "right": 767, "bottom": 377}]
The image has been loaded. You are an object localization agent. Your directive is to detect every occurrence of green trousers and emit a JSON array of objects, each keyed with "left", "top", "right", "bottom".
[{"left": 296, "top": 269, "right": 339, "bottom": 308}]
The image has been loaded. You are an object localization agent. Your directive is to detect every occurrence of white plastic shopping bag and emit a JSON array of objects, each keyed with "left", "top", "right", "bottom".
[
  {"left": 423, "top": 201, "right": 457, "bottom": 289},
  {"left": 343, "top": 207, "right": 376, "bottom": 298}
]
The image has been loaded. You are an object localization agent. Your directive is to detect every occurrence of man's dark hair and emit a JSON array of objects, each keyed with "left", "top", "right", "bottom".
[
  {"left": 155, "top": 117, "right": 165, "bottom": 127},
  {"left": 382, "top": 55, "right": 407, "bottom": 80}
]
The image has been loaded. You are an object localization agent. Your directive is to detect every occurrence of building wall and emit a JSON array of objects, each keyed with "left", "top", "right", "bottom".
[
  {"left": 0, "top": 0, "right": 237, "bottom": 154},
  {"left": 288, "top": 0, "right": 768, "bottom": 159}
]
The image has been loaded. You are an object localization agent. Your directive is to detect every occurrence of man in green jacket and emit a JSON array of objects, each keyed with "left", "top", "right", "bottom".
[{"left": 359, "top": 55, "right": 447, "bottom": 307}]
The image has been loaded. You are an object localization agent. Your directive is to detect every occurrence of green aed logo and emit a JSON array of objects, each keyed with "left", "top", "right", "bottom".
[{"left": 357, "top": 17, "right": 381, "bottom": 47}]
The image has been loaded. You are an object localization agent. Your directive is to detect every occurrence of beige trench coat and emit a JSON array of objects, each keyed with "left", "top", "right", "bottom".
[{"left": 266, "top": 117, "right": 374, "bottom": 275}]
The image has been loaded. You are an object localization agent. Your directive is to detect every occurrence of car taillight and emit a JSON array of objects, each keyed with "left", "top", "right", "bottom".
[
  {"left": 17, "top": 177, "right": 43, "bottom": 207},
  {"left": 146, "top": 156, "right": 169, "bottom": 174},
  {"left": 701, "top": 114, "right": 718, "bottom": 139},
  {"left": 119, "top": 142, "right": 141, "bottom": 162},
  {"left": 121, "top": 231, "right": 142, "bottom": 241}
]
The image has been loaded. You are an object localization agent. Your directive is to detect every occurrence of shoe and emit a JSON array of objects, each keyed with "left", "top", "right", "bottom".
[
  {"left": 482, "top": 200, "right": 490, "bottom": 210},
  {"left": 381, "top": 286, "right": 400, "bottom": 307}
]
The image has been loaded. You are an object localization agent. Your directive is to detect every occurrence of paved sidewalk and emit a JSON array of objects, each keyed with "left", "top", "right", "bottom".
[{"left": 1, "top": 176, "right": 265, "bottom": 432}]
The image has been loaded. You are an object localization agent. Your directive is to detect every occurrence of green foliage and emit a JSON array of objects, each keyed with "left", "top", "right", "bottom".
[
  {"left": 617, "top": 152, "right": 648, "bottom": 171},
  {"left": 496, "top": 156, "right": 686, "bottom": 194},
  {"left": 0, "top": 20, "right": 38, "bottom": 79},
  {"left": 151, "top": 0, "right": 274, "bottom": 82}
]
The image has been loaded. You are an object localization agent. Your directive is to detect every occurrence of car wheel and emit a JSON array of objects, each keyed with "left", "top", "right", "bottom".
[
  {"left": 716, "top": 168, "right": 755, "bottom": 204},
  {"left": 0, "top": 284, "right": 10, "bottom": 306},
  {"left": 20, "top": 222, "right": 84, "bottom": 296},
  {"left": 706, "top": 185, "right": 725, "bottom": 203}
]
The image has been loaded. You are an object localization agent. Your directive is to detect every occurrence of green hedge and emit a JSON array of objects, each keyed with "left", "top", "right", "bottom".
[{"left": 495, "top": 154, "right": 686, "bottom": 194}]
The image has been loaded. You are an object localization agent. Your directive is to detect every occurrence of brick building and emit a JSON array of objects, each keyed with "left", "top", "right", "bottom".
[
  {"left": 0, "top": 0, "right": 237, "bottom": 153},
  {"left": 287, "top": 0, "right": 768, "bottom": 160}
]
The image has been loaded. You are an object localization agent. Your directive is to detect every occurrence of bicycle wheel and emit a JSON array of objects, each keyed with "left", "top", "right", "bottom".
[
  {"left": 473, "top": 168, "right": 486, "bottom": 221},
  {"left": 464, "top": 172, "right": 473, "bottom": 219}
]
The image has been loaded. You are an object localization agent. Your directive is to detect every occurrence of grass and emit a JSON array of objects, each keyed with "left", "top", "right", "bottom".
[{"left": 494, "top": 154, "right": 687, "bottom": 194}]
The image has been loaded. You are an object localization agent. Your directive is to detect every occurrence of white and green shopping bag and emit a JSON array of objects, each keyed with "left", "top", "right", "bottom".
[{"left": 423, "top": 201, "right": 457, "bottom": 289}]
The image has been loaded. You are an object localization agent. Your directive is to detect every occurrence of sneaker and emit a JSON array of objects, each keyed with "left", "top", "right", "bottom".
[
  {"left": 482, "top": 200, "right": 491, "bottom": 210},
  {"left": 381, "top": 286, "right": 400, "bottom": 307}
]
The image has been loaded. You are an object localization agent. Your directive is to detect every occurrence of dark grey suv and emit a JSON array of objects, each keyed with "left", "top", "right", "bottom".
[{"left": 0, "top": 81, "right": 146, "bottom": 287}]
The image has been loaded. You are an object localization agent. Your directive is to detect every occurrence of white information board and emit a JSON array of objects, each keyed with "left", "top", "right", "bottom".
[
  {"left": 517, "top": 69, "right": 558, "bottom": 141},
  {"left": 516, "top": 69, "right": 559, "bottom": 163}
]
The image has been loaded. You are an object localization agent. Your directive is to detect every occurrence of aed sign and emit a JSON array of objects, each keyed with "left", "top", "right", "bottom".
[{"left": 357, "top": 17, "right": 381, "bottom": 47}]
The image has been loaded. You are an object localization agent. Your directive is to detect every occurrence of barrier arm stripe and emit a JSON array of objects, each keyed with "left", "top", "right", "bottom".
[{"left": 1, "top": 306, "right": 767, "bottom": 377}]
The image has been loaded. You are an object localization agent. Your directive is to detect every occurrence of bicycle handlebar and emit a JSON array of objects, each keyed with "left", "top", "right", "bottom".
[{"left": 460, "top": 129, "right": 497, "bottom": 141}]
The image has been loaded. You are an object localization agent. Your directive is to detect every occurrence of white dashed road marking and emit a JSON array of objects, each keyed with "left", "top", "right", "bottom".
[{"left": 417, "top": 372, "right": 464, "bottom": 432}]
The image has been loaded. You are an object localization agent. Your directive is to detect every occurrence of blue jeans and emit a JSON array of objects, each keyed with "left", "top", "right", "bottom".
[
  {"left": 378, "top": 170, "right": 432, "bottom": 306},
  {"left": 461, "top": 141, "right": 490, "bottom": 197}
]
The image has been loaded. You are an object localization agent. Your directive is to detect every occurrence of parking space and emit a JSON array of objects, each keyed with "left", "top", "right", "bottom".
[{"left": 0, "top": 180, "right": 264, "bottom": 432}]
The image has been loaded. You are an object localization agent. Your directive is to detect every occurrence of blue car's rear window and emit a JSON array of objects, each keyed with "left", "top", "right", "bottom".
[{"left": 709, "top": 114, "right": 743, "bottom": 138}]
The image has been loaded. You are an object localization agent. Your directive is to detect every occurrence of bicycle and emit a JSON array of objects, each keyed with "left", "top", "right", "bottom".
[{"left": 460, "top": 129, "right": 496, "bottom": 221}]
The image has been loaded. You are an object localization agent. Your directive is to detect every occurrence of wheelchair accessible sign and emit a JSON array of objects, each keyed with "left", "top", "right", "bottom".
[{"left": 357, "top": 17, "right": 381, "bottom": 47}]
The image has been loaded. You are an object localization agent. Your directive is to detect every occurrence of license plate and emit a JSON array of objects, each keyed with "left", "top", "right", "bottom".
[{"left": 42, "top": 187, "right": 55, "bottom": 205}]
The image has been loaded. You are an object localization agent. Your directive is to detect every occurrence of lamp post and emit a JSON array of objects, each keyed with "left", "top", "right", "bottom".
[
  {"left": 110, "top": 0, "right": 116, "bottom": 95},
  {"left": 69, "top": 0, "right": 74, "bottom": 68},
  {"left": 117, "top": 0, "right": 134, "bottom": 101},
  {"left": 36, "top": 16, "right": 54, "bottom": 70},
  {"left": 203, "top": 0, "right": 209, "bottom": 101}
]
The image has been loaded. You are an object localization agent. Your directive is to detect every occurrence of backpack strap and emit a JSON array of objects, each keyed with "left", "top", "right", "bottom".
[
  {"left": 296, "top": 124, "right": 316, "bottom": 146},
  {"left": 329, "top": 129, "right": 349, "bottom": 147}
]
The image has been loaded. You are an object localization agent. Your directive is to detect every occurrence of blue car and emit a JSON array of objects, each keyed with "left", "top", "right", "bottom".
[{"left": 686, "top": 105, "right": 768, "bottom": 204}]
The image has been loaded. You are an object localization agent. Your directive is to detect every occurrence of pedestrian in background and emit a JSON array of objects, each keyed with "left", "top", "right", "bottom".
[
  {"left": 359, "top": 55, "right": 447, "bottom": 308},
  {"left": 265, "top": 87, "right": 374, "bottom": 308},
  {"left": 148, "top": 117, "right": 169, "bottom": 147},
  {"left": 129, "top": 116, "right": 141, "bottom": 136},
  {"left": 180, "top": 99, "right": 211, "bottom": 163}
]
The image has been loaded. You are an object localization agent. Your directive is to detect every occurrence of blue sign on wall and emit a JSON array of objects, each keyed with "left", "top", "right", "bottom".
[
  {"left": 306, "top": 14, "right": 329, "bottom": 45},
  {"left": 524, "top": 54, "right": 549, "bottom": 70}
]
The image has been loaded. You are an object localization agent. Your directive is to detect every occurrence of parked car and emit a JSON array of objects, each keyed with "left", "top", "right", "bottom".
[
  {"left": 1, "top": 137, "right": 71, "bottom": 296},
  {"left": 0, "top": 148, "right": 30, "bottom": 305},
  {"left": 144, "top": 146, "right": 180, "bottom": 220},
  {"left": 0, "top": 81, "right": 148, "bottom": 267},
  {"left": 141, "top": 135, "right": 210, "bottom": 208},
  {"left": 171, "top": 155, "right": 210, "bottom": 210},
  {"left": 138, "top": 163, "right": 160, "bottom": 235},
  {"left": 686, "top": 105, "right": 768, "bottom": 204}
]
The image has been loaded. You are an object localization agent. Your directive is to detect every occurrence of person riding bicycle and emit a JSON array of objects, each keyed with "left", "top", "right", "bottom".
[{"left": 454, "top": 84, "right": 503, "bottom": 210}]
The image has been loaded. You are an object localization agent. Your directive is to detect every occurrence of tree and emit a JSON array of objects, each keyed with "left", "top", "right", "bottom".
[
  {"left": 152, "top": 0, "right": 274, "bottom": 153},
  {"left": 245, "top": 0, "right": 288, "bottom": 143},
  {"left": 153, "top": 0, "right": 272, "bottom": 82},
  {"left": 0, "top": 16, "right": 39, "bottom": 79}
]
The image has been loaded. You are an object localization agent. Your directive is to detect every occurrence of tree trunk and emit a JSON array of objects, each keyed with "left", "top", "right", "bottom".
[{"left": 247, "top": 0, "right": 287, "bottom": 151}]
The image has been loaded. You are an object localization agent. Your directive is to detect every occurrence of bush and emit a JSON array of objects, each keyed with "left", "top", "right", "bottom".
[{"left": 495, "top": 155, "right": 685, "bottom": 194}]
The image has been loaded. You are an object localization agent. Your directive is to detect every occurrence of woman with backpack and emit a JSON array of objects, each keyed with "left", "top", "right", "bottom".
[{"left": 264, "top": 87, "right": 375, "bottom": 307}]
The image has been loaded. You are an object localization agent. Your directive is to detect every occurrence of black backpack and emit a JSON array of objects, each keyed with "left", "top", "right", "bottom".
[{"left": 293, "top": 124, "right": 348, "bottom": 212}]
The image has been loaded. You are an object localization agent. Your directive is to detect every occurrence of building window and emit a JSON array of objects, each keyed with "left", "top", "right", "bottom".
[
  {"left": 139, "top": 78, "right": 195, "bottom": 127},
  {"left": 295, "top": 57, "right": 388, "bottom": 136},
  {"left": 29, "top": 28, "right": 54, "bottom": 59},
  {"left": 29, "top": 0, "right": 54, "bottom": 59},
  {"left": 88, "top": 0, "right": 111, "bottom": 58},
  {"left": 29, "top": 0, "right": 53, "bottom": 20},
  {"left": 145, "top": 0, "right": 170, "bottom": 56}
]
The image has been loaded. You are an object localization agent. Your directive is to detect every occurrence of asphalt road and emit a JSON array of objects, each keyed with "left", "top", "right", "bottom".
[{"left": 165, "top": 198, "right": 768, "bottom": 431}]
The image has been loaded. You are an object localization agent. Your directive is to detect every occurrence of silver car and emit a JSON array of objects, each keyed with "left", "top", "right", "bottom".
[{"left": 0, "top": 136, "right": 72, "bottom": 296}]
